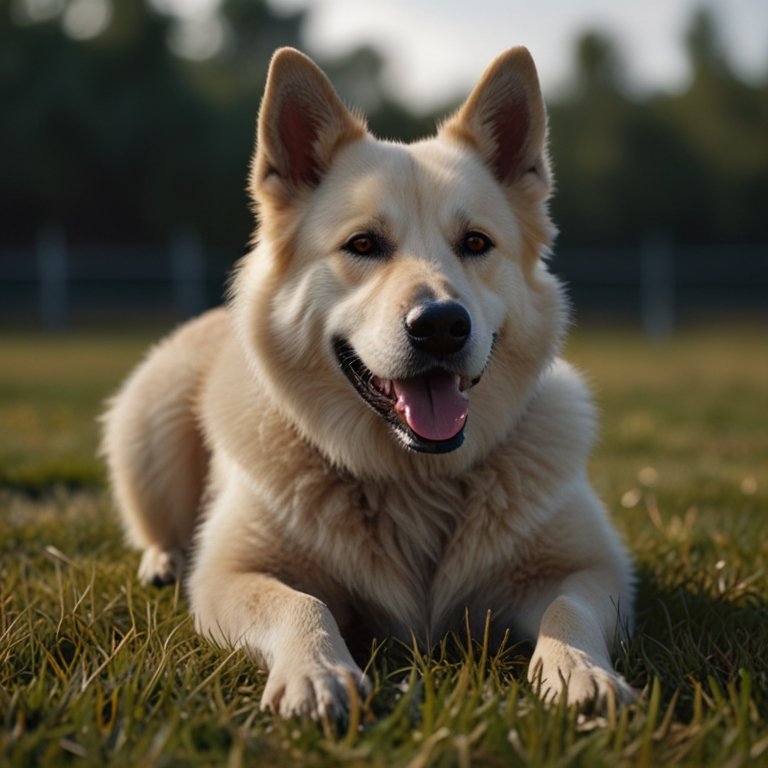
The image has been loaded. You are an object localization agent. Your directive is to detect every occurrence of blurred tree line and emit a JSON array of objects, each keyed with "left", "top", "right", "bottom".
[{"left": 1, "top": 0, "right": 766, "bottom": 252}]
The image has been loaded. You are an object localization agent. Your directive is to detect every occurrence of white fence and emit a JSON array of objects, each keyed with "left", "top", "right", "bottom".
[
  {"left": 1, "top": 227, "right": 220, "bottom": 328},
  {"left": 1, "top": 229, "right": 766, "bottom": 337}
]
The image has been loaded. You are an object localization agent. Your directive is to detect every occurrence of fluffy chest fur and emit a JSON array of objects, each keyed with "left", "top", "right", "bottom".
[{"left": 202, "top": 337, "right": 596, "bottom": 644}]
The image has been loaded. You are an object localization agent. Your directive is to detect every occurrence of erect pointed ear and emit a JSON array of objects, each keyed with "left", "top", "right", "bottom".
[
  {"left": 441, "top": 47, "right": 549, "bottom": 187},
  {"left": 251, "top": 48, "right": 366, "bottom": 204}
]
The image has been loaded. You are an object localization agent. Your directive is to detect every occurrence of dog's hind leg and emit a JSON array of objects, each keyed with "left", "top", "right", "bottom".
[{"left": 101, "top": 309, "right": 230, "bottom": 586}]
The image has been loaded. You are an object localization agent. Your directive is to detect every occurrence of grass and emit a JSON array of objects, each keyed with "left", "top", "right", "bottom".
[{"left": 1, "top": 324, "right": 767, "bottom": 767}]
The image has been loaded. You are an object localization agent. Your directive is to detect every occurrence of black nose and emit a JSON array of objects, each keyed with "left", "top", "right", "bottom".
[{"left": 405, "top": 301, "right": 471, "bottom": 357}]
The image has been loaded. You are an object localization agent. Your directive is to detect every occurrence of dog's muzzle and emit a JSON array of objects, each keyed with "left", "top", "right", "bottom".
[
  {"left": 333, "top": 301, "right": 485, "bottom": 454},
  {"left": 404, "top": 300, "right": 471, "bottom": 358}
]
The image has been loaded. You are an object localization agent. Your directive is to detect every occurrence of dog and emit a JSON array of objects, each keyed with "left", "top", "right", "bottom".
[{"left": 102, "top": 46, "right": 635, "bottom": 719}]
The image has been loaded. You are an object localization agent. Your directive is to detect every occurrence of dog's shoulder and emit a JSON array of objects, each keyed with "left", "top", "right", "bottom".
[
  {"left": 534, "top": 357, "right": 597, "bottom": 433},
  {"left": 501, "top": 357, "right": 598, "bottom": 478}
]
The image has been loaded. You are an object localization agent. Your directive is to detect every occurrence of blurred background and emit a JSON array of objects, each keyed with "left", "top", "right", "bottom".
[
  {"left": 1, "top": 0, "right": 767, "bottom": 333},
  {"left": 1, "top": 8, "right": 765, "bottom": 725},
  {"left": 2, "top": 9, "right": 768, "bottom": 761}
]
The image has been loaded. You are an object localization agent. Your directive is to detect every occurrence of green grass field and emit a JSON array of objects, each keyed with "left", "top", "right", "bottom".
[{"left": 1, "top": 326, "right": 767, "bottom": 767}]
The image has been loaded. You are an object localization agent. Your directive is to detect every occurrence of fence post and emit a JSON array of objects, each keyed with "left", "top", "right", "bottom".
[
  {"left": 37, "top": 224, "right": 69, "bottom": 330},
  {"left": 170, "top": 228, "right": 206, "bottom": 318},
  {"left": 640, "top": 234, "right": 675, "bottom": 341}
]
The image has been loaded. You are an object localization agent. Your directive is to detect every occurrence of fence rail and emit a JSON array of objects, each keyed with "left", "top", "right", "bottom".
[{"left": 1, "top": 229, "right": 766, "bottom": 336}]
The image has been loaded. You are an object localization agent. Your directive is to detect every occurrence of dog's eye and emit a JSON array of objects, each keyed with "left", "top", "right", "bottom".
[
  {"left": 343, "top": 233, "right": 385, "bottom": 258},
  {"left": 460, "top": 231, "right": 494, "bottom": 257},
  {"left": 351, "top": 236, "right": 374, "bottom": 255}
]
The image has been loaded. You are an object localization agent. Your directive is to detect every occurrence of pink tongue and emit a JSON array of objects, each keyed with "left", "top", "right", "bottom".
[{"left": 392, "top": 371, "right": 468, "bottom": 442}]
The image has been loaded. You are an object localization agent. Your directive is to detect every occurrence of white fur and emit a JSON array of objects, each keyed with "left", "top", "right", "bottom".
[{"left": 102, "top": 47, "right": 634, "bottom": 719}]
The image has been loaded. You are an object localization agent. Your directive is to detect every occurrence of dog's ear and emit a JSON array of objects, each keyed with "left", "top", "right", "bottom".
[
  {"left": 441, "top": 47, "right": 548, "bottom": 187},
  {"left": 251, "top": 48, "right": 366, "bottom": 205}
]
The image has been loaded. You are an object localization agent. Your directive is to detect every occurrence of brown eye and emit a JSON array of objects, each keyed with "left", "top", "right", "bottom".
[
  {"left": 461, "top": 231, "right": 493, "bottom": 256},
  {"left": 342, "top": 232, "right": 389, "bottom": 258},
  {"left": 351, "top": 236, "right": 374, "bottom": 255}
]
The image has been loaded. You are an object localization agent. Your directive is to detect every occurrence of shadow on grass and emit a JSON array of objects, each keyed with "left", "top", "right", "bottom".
[
  {"left": 623, "top": 565, "right": 768, "bottom": 716},
  {"left": 0, "top": 461, "right": 105, "bottom": 497}
]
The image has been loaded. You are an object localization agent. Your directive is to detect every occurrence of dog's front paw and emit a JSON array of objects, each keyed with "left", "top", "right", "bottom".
[
  {"left": 261, "top": 658, "right": 371, "bottom": 720},
  {"left": 529, "top": 642, "right": 635, "bottom": 707}
]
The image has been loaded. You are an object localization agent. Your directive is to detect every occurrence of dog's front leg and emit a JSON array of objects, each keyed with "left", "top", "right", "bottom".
[
  {"left": 524, "top": 570, "right": 635, "bottom": 706},
  {"left": 190, "top": 568, "right": 370, "bottom": 719}
]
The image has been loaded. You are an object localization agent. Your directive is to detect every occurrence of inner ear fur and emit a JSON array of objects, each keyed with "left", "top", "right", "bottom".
[
  {"left": 441, "top": 47, "right": 548, "bottom": 186},
  {"left": 251, "top": 48, "right": 366, "bottom": 204}
]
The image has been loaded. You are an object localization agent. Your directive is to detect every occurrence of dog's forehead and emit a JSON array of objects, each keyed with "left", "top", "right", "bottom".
[
  {"left": 298, "top": 136, "right": 517, "bottom": 252},
  {"left": 311, "top": 135, "right": 511, "bottom": 230}
]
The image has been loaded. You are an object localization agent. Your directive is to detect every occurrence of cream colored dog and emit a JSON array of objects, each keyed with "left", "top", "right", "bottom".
[{"left": 102, "top": 47, "right": 634, "bottom": 718}]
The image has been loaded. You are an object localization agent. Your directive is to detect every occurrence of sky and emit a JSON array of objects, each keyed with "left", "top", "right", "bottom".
[{"left": 156, "top": 0, "right": 768, "bottom": 108}]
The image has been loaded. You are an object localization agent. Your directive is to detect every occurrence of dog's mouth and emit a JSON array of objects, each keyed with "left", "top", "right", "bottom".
[{"left": 333, "top": 339, "right": 481, "bottom": 454}]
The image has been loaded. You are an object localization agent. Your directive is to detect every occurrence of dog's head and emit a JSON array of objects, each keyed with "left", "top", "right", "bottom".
[{"left": 233, "top": 48, "right": 567, "bottom": 478}]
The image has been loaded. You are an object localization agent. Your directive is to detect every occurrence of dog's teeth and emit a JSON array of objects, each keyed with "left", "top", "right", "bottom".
[{"left": 371, "top": 376, "right": 392, "bottom": 397}]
